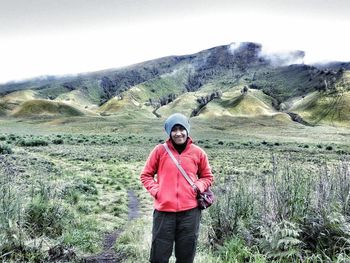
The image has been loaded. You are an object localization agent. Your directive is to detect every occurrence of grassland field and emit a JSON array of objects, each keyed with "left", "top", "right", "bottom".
[{"left": 0, "top": 115, "right": 350, "bottom": 262}]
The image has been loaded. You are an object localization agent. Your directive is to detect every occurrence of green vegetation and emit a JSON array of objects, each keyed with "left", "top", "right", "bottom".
[
  {"left": 0, "top": 143, "right": 12, "bottom": 154},
  {"left": 12, "top": 100, "right": 83, "bottom": 117},
  {"left": 290, "top": 91, "right": 350, "bottom": 126},
  {"left": 1, "top": 115, "right": 348, "bottom": 262},
  {"left": 1, "top": 42, "right": 350, "bottom": 261},
  {"left": 0, "top": 128, "right": 153, "bottom": 262}
]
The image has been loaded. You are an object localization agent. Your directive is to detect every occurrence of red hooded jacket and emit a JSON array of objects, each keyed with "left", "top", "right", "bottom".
[{"left": 140, "top": 138, "right": 213, "bottom": 212}]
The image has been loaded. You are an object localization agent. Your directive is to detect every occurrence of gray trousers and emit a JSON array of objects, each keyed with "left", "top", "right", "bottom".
[{"left": 150, "top": 207, "right": 202, "bottom": 263}]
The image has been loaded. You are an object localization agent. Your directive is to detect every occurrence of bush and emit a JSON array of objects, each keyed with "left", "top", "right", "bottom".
[
  {"left": 74, "top": 179, "right": 98, "bottom": 195},
  {"left": 24, "top": 197, "right": 73, "bottom": 238},
  {"left": 217, "top": 237, "right": 266, "bottom": 263},
  {"left": 8, "top": 134, "right": 18, "bottom": 141},
  {"left": 62, "top": 188, "right": 80, "bottom": 204},
  {"left": 0, "top": 239, "right": 45, "bottom": 263},
  {"left": 0, "top": 144, "right": 12, "bottom": 154},
  {"left": 207, "top": 156, "right": 350, "bottom": 261},
  {"left": 301, "top": 212, "right": 350, "bottom": 258},
  {"left": 259, "top": 220, "right": 302, "bottom": 261},
  {"left": 208, "top": 178, "right": 257, "bottom": 243},
  {"left": 18, "top": 139, "right": 49, "bottom": 147},
  {"left": 52, "top": 138, "right": 64, "bottom": 144}
]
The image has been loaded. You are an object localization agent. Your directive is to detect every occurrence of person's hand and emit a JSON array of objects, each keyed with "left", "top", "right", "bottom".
[{"left": 193, "top": 185, "right": 200, "bottom": 194}]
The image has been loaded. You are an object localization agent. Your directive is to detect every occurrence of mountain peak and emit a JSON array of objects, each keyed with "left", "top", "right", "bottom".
[{"left": 192, "top": 42, "right": 265, "bottom": 71}]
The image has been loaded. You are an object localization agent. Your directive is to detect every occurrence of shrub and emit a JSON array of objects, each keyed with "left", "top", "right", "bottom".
[
  {"left": 8, "top": 134, "right": 18, "bottom": 141},
  {"left": 217, "top": 237, "right": 266, "bottom": 263},
  {"left": 0, "top": 162, "right": 47, "bottom": 262},
  {"left": 301, "top": 212, "right": 350, "bottom": 258},
  {"left": 24, "top": 196, "right": 73, "bottom": 238},
  {"left": 18, "top": 139, "right": 49, "bottom": 147},
  {"left": 208, "top": 177, "right": 257, "bottom": 243},
  {"left": 0, "top": 144, "right": 12, "bottom": 154},
  {"left": 52, "top": 138, "right": 64, "bottom": 144},
  {"left": 62, "top": 188, "right": 80, "bottom": 204},
  {"left": 259, "top": 220, "right": 302, "bottom": 261},
  {"left": 74, "top": 179, "right": 98, "bottom": 195},
  {"left": 207, "top": 155, "right": 350, "bottom": 261},
  {"left": 0, "top": 238, "right": 45, "bottom": 263}
]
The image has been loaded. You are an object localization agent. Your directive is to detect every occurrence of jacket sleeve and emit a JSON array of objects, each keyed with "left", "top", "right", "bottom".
[
  {"left": 194, "top": 151, "right": 214, "bottom": 193},
  {"left": 140, "top": 145, "right": 160, "bottom": 198}
]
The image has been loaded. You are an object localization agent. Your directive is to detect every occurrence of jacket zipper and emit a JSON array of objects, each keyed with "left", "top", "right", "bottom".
[
  {"left": 168, "top": 143, "right": 186, "bottom": 211},
  {"left": 176, "top": 153, "right": 180, "bottom": 210}
]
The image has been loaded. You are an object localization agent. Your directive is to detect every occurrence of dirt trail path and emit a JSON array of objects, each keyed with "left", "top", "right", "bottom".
[{"left": 83, "top": 190, "right": 140, "bottom": 263}]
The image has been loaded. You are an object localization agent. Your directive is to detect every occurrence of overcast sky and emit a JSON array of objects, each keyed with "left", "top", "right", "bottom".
[{"left": 1, "top": 0, "right": 349, "bottom": 84}]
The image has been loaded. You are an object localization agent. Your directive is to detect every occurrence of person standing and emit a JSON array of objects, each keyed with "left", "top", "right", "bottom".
[{"left": 140, "top": 113, "right": 214, "bottom": 263}]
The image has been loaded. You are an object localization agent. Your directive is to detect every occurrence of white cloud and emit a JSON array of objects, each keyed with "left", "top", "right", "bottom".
[{"left": 0, "top": 8, "right": 349, "bottom": 84}]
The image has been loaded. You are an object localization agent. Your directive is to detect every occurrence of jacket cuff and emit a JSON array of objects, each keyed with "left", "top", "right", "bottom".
[
  {"left": 150, "top": 186, "right": 159, "bottom": 198},
  {"left": 194, "top": 181, "right": 205, "bottom": 193}
]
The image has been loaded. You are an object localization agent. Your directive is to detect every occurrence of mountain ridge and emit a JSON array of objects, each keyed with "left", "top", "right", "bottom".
[{"left": 0, "top": 42, "right": 349, "bottom": 127}]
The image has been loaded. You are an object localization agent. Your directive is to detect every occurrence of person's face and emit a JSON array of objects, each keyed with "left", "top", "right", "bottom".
[{"left": 171, "top": 125, "right": 188, "bottom": 145}]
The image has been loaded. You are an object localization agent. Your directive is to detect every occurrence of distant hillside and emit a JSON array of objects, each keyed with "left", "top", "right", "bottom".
[
  {"left": 0, "top": 90, "right": 40, "bottom": 116},
  {"left": 1, "top": 42, "right": 349, "bottom": 126},
  {"left": 12, "top": 100, "right": 83, "bottom": 117},
  {"left": 314, "top": 62, "right": 350, "bottom": 70},
  {"left": 157, "top": 93, "right": 199, "bottom": 117},
  {"left": 219, "top": 89, "right": 275, "bottom": 116},
  {"left": 0, "top": 56, "right": 190, "bottom": 105},
  {"left": 288, "top": 71, "right": 350, "bottom": 126}
]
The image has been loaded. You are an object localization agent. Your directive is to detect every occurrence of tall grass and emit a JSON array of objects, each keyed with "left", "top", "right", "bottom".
[
  {"left": 0, "top": 155, "right": 89, "bottom": 262},
  {"left": 207, "top": 154, "right": 350, "bottom": 262},
  {"left": 0, "top": 156, "right": 36, "bottom": 261},
  {"left": 1, "top": 129, "right": 349, "bottom": 262}
]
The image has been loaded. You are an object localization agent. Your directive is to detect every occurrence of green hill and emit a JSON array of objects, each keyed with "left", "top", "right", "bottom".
[
  {"left": 0, "top": 90, "right": 41, "bottom": 116},
  {"left": 220, "top": 89, "right": 275, "bottom": 116},
  {"left": 194, "top": 88, "right": 289, "bottom": 121},
  {"left": 55, "top": 89, "right": 99, "bottom": 114},
  {"left": 12, "top": 100, "right": 84, "bottom": 117},
  {"left": 0, "top": 102, "right": 8, "bottom": 116},
  {"left": 98, "top": 96, "right": 134, "bottom": 114},
  {"left": 289, "top": 90, "right": 350, "bottom": 126},
  {"left": 287, "top": 70, "right": 350, "bottom": 126},
  {"left": 3, "top": 90, "right": 39, "bottom": 102},
  {"left": 156, "top": 93, "right": 199, "bottom": 118}
]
